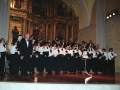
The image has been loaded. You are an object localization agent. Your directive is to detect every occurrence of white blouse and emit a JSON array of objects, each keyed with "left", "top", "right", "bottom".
[{"left": 10, "top": 45, "right": 20, "bottom": 55}]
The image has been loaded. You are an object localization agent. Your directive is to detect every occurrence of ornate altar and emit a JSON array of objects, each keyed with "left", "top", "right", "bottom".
[{"left": 8, "top": 0, "right": 79, "bottom": 49}]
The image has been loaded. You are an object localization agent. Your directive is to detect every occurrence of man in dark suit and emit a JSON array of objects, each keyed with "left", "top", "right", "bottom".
[
  {"left": 67, "top": 38, "right": 74, "bottom": 46},
  {"left": 52, "top": 37, "right": 58, "bottom": 45},
  {"left": 86, "top": 40, "right": 94, "bottom": 49},
  {"left": 61, "top": 38, "right": 66, "bottom": 48},
  {"left": 19, "top": 33, "right": 33, "bottom": 76}
]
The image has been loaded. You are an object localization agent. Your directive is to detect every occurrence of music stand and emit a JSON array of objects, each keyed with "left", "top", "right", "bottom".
[{"left": 82, "top": 55, "right": 92, "bottom": 77}]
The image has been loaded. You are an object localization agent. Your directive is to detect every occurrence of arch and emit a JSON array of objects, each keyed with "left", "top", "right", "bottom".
[
  {"left": 90, "top": 0, "right": 96, "bottom": 25},
  {"left": 64, "top": 0, "right": 95, "bottom": 29},
  {"left": 76, "top": 0, "right": 90, "bottom": 27}
]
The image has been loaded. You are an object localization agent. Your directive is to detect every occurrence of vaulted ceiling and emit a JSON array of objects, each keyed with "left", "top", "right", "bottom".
[{"left": 63, "top": 0, "right": 95, "bottom": 29}]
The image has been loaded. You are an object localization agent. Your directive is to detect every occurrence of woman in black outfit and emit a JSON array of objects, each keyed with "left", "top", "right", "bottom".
[
  {"left": 10, "top": 41, "right": 20, "bottom": 75},
  {"left": 0, "top": 38, "right": 6, "bottom": 76}
]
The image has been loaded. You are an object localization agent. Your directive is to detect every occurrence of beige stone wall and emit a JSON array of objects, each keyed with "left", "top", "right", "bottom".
[
  {"left": 106, "top": 15, "right": 120, "bottom": 73},
  {"left": 90, "top": 0, "right": 96, "bottom": 25},
  {"left": 78, "top": 15, "right": 120, "bottom": 73},
  {"left": 78, "top": 25, "right": 96, "bottom": 44}
]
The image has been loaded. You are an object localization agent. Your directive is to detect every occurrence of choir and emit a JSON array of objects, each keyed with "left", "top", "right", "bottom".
[{"left": 0, "top": 35, "right": 117, "bottom": 76}]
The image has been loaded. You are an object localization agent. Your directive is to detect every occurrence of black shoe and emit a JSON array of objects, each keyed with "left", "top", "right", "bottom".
[
  {"left": 80, "top": 71, "right": 82, "bottom": 74},
  {"left": 31, "top": 72, "right": 35, "bottom": 74},
  {"left": 73, "top": 72, "right": 76, "bottom": 74},
  {"left": 39, "top": 72, "right": 43, "bottom": 74},
  {"left": 24, "top": 74, "right": 28, "bottom": 76},
  {"left": 48, "top": 72, "right": 52, "bottom": 74},
  {"left": 55, "top": 72, "right": 58, "bottom": 74}
]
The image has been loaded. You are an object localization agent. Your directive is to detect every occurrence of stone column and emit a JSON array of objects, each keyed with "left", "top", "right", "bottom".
[
  {"left": 53, "top": 22, "right": 56, "bottom": 40},
  {"left": 23, "top": 19, "right": 27, "bottom": 36},
  {"left": 28, "top": 20, "right": 32, "bottom": 34},
  {"left": 66, "top": 25, "right": 68, "bottom": 43},
  {"left": 71, "top": 25, "right": 74, "bottom": 39},
  {"left": 50, "top": 24, "right": 54, "bottom": 41},
  {"left": 96, "top": 0, "right": 106, "bottom": 48},
  {"left": 46, "top": 24, "right": 48, "bottom": 38}
]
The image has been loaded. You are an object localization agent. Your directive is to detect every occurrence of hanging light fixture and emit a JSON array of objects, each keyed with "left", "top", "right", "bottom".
[{"left": 106, "top": 8, "right": 119, "bottom": 20}]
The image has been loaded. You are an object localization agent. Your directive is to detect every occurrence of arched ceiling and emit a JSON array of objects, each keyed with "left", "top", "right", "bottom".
[{"left": 63, "top": 0, "right": 95, "bottom": 29}]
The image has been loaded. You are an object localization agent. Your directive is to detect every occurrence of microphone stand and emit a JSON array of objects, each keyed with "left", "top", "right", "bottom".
[{"left": 84, "top": 58, "right": 92, "bottom": 77}]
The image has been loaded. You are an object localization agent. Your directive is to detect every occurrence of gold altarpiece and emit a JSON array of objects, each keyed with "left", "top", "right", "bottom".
[{"left": 8, "top": 0, "right": 79, "bottom": 50}]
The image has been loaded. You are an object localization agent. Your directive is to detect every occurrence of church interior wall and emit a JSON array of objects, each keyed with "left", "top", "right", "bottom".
[
  {"left": 106, "top": 15, "right": 120, "bottom": 73},
  {"left": 78, "top": 0, "right": 120, "bottom": 73}
]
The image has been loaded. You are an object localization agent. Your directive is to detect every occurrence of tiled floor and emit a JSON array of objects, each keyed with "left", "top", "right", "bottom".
[{"left": 0, "top": 73, "right": 120, "bottom": 84}]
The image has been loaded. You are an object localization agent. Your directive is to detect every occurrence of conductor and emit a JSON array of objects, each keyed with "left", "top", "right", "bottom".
[{"left": 19, "top": 33, "right": 33, "bottom": 76}]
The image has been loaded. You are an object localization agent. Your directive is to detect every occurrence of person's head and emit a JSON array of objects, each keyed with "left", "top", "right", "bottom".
[
  {"left": 81, "top": 46, "right": 85, "bottom": 51},
  {"left": 69, "top": 38, "right": 73, "bottom": 42},
  {"left": 87, "top": 47, "right": 90, "bottom": 51},
  {"left": 37, "top": 43, "right": 40, "bottom": 46},
  {"left": 46, "top": 42, "right": 49, "bottom": 46},
  {"left": 90, "top": 45, "right": 93, "bottom": 48},
  {"left": 55, "top": 37, "right": 58, "bottom": 41},
  {"left": 89, "top": 40, "right": 92, "bottom": 43},
  {"left": 39, "top": 39, "right": 43, "bottom": 43},
  {"left": 48, "top": 39, "right": 51, "bottom": 43},
  {"left": 58, "top": 40, "right": 61, "bottom": 43},
  {"left": 94, "top": 48, "right": 98, "bottom": 52},
  {"left": 65, "top": 45, "right": 69, "bottom": 50},
  {"left": 0, "top": 38, "right": 5, "bottom": 43},
  {"left": 13, "top": 41, "right": 18, "bottom": 46},
  {"left": 30, "top": 35, "right": 34, "bottom": 40},
  {"left": 109, "top": 48, "right": 113, "bottom": 52},
  {"left": 75, "top": 39, "right": 78, "bottom": 43},
  {"left": 102, "top": 48, "right": 106, "bottom": 52},
  {"left": 79, "top": 45, "right": 82, "bottom": 50},
  {"left": 84, "top": 42, "right": 87, "bottom": 46},
  {"left": 96, "top": 44, "right": 99, "bottom": 49},
  {"left": 42, "top": 42, "right": 46, "bottom": 48},
  {"left": 50, "top": 45, "right": 52, "bottom": 49},
  {"left": 75, "top": 39, "right": 79, "bottom": 45},
  {"left": 62, "top": 38, "right": 64, "bottom": 42},
  {"left": 53, "top": 43, "right": 56, "bottom": 47},
  {"left": 25, "top": 33, "right": 30, "bottom": 40},
  {"left": 57, "top": 45, "right": 60, "bottom": 49},
  {"left": 61, "top": 45, "right": 64, "bottom": 48},
  {"left": 82, "top": 41, "right": 85, "bottom": 45},
  {"left": 72, "top": 44, "right": 76, "bottom": 49}
]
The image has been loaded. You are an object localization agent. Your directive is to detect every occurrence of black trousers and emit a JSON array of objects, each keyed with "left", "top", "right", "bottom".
[
  {"left": 62, "top": 56, "right": 70, "bottom": 72},
  {"left": 45, "top": 57, "right": 53, "bottom": 73},
  {"left": 53, "top": 56, "right": 61, "bottom": 72},
  {"left": 0, "top": 52, "right": 6, "bottom": 73},
  {"left": 20, "top": 55, "right": 29, "bottom": 75},
  {"left": 76, "top": 57, "right": 85, "bottom": 72},
  {"left": 28, "top": 55, "right": 35, "bottom": 73},
  {"left": 86, "top": 59, "right": 91, "bottom": 73},
  {"left": 102, "top": 60, "right": 108, "bottom": 73},
  {"left": 92, "top": 58, "right": 98, "bottom": 73},
  {"left": 108, "top": 60, "right": 115, "bottom": 73},
  {"left": 10, "top": 53, "right": 20, "bottom": 74},
  {"left": 36, "top": 55, "right": 44, "bottom": 73},
  {"left": 69, "top": 57, "right": 77, "bottom": 73},
  {"left": 78, "top": 58, "right": 85, "bottom": 72}
]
